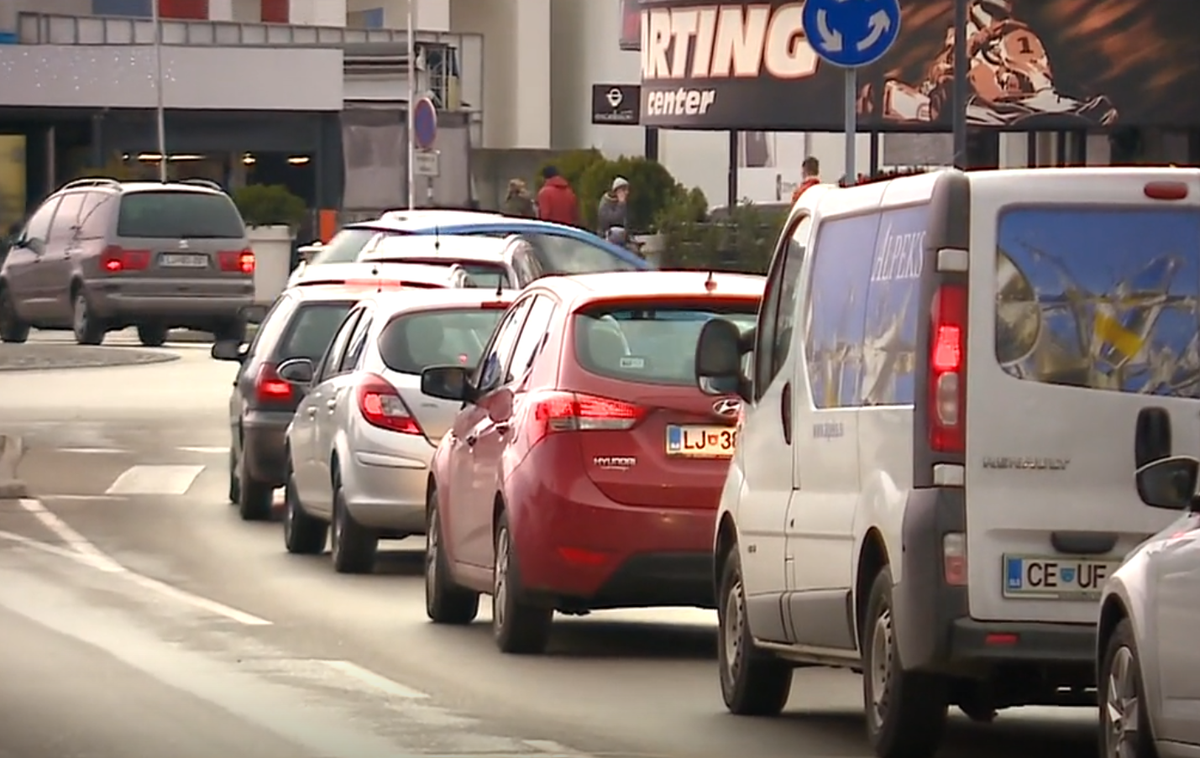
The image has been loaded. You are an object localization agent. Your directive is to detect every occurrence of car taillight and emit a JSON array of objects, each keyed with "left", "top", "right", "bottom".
[
  {"left": 255, "top": 364, "right": 293, "bottom": 403},
  {"left": 218, "top": 249, "right": 255, "bottom": 274},
  {"left": 929, "top": 283, "right": 966, "bottom": 453},
  {"left": 357, "top": 373, "right": 422, "bottom": 434},
  {"left": 942, "top": 532, "right": 967, "bottom": 586},
  {"left": 529, "top": 391, "right": 646, "bottom": 446},
  {"left": 100, "top": 245, "right": 150, "bottom": 273}
]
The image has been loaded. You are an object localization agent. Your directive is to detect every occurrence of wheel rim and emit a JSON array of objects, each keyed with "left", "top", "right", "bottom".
[
  {"left": 1106, "top": 645, "right": 1141, "bottom": 758},
  {"left": 493, "top": 526, "right": 509, "bottom": 630},
  {"left": 869, "top": 609, "right": 894, "bottom": 729},
  {"left": 73, "top": 295, "right": 87, "bottom": 336},
  {"left": 722, "top": 577, "right": 745, "bottom": 686},
  {"left": 425, "top": 510, "right": 439, "bottom": 599}
]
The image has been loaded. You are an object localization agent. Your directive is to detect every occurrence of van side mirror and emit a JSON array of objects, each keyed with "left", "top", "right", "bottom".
[
  {"left": 276, "top": 358, "right": 314, "bottom": 385},
  {"left": 696, "top": 319, "right": 745, "bottom": 397},
  {"left": 422, "top": 365, "right": 475, "bottom": 403},
  {"left": 211, "top": 340, "right": 247, "bottom": 363},
  {"left": 1135, "top": 456, "right": 1200, "bottom": 510}
]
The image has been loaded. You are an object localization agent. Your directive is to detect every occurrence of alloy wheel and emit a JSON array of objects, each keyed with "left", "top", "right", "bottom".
[
  {"left": 425, "top": 513, "right": 439, "bottom": 598},
  {"left": 73, "top": 294, "right": 88, "bottom": 337},
  {"left": 1105, "top": 646, "right": 1141, "bottom": 758},
  {"left": 722, "top": 578, "right": 745, "bottom": 686},
  {"left": 869, "top": 608, "right": 894, "bottom": 730},
  {"left": 493, "top": 526, "right": 510, "bottom": 630}
]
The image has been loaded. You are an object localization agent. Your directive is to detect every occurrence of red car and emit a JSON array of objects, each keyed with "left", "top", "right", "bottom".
[{"left": 420, "top": 271, "right": 763, "bottom": 654}]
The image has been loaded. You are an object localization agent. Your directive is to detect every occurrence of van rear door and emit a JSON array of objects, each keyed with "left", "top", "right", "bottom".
[{"left": 964, "top": 169, "right": 1200, "bottom": 624}]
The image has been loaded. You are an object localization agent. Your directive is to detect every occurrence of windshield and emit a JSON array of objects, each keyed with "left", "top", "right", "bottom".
[
  {"left": 276, "top": 303, "right": 354, "bottom": 362},
  {"left": 378, "top": 308, "right": 506, "bottom": 373},
  {"left": 374, "top": 259, "right": 510, "bottom": 289},
  {"left": 309, "top": 229, "right": 383, "bottom": 266},
  {"left": 574, "top": 301, "right": 758, "bottom": 385},
  {"left": 116, "top": 191, "right": 245, "bottom": 238},
  {"left": 526, "top": 233, "right": 640, "bottom": 275}
]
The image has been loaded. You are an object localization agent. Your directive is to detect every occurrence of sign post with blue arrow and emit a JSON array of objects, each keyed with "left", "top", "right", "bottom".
[{"left": 802, "top": 0, "right": 901, "bottom": 184}]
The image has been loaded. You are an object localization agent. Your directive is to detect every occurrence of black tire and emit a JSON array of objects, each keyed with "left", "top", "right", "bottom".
[
  {"left": 227, "top": 447, "right": 240, "bottom": 505},
  {"left": 330, "top": 479, "right": 377, "bottom": 574},
  {"left": 283, "top": 467, "right": 327, "bottom": 555},
  {"left": 1099, "top": 618, "right": 1157, "bottom": 758},
  {"left": 424, "top": 488, "right": 479, "bottom": 624},
  {"left": 0, "top": 286, "right": 29, "bottom": 344},
  {"left": 71, "top": 288, "right": 105, "bottom": 346},
  {"left": 237, "top": 446, "right": 274, "bottom": 521},
  {"left": 717, "top": 547, "right": 793, "bottom": 715},
  {"left": 492, "top": 511, "right": 552, "bottom": 654},
  {"left": 862, "top": 566, "right": 948, "bottom": 758},
  {"left": 136, "top": 323, "right": 168, "bottom": 347}
]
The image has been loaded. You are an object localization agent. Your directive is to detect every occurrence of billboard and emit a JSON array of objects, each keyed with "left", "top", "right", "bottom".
[{"left": 638, "top": 0, "right": 1200, "bottom": 131}]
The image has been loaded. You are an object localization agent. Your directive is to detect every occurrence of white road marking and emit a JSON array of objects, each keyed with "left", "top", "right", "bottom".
[
  {"left": 105, "top": 464, "right": 205, "bottom": 495},
  {"left": 0, "top": 499, "right": 270, "bottom": 626},
  {"left": 318, "top": 660, "right": 430, "bottom": 699},
  {"left": 41, "top": 494, "right": 123, "bottom": 501},
  {"left": 521, "top": 739, "right": 597, "bottom": 756},
  {"left": 57, "top": 447, "right": 127, "bottom": 454},
  {"left": 178, "top": 446, "right": 230, "bottom": 455}
]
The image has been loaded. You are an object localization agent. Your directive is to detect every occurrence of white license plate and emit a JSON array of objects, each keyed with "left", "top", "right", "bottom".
[
  {"left": 160, "top": 253, "right": 208, "bottom": 267},
  {"left": 1002, "top": 555, "right": 1119, "bottom": 600},
  {"left": 666, "top": 425, "right": 737, "bottom": 458}
]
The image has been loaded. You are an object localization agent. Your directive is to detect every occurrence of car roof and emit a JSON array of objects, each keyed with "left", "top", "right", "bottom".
[
  {"left": 541, "top": 270, "right": 766, "bottom": 305},
  {"left": 57, "top": 178, "right": 227, "bottom": 196},
  {"left": 289, "top": 261, "right": 465, "bottom": 287},
  {"left": 362, "top": 234, "right": 510, "bottom": 262},
  {"left": 359, "top": 286, "right": 519, "bottom": 315},
  {"left": 379, "top": 209, "right": 507, "bottom": 224},
  {"left": 286, "top": 283, "right": 393, "bottom": 302}
]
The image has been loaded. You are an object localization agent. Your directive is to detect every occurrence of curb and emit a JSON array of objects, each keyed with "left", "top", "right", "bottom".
[{"left": 0, "top": 434, "right": 28, "bottom": 499}]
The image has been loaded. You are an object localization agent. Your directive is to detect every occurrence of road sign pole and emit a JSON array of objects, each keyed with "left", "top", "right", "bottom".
[{"left": 844, "top": 68, "right": 857, "bottom": 185}]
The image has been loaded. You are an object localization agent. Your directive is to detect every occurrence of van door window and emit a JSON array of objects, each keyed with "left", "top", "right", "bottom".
[
  {"left": 995, "top": 205, "right": 1200, "bottom": 397},
  {"left": 48, "top": 192, "right": 86, "bottom": 244},
  {"left": 21, "top": 197, "right": 61, "bottom": 251},
  {"left": 754, "top": 215, "right": 811, "bottom": 400}
]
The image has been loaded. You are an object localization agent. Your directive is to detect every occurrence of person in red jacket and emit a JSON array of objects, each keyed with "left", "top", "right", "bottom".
[{"left": 536, "top": 165, "right": 580, "bottom": 227}]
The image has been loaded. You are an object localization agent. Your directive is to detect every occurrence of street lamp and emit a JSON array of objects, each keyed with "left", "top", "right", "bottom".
[
  {"left": 151, "top": 0, "right": 167, "bottom": 181},
  {"left": 406, "top": 0, "right": 417, "bottom": 209},
  {"left": 952, "top": 0, "right": 967, "bottom": 169}
]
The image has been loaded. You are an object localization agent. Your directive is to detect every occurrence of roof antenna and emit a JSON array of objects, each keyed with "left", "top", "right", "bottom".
[
  {"left": 371, "top": 263, "right": 381, "bottom": 293},
  {"left": 704, "top": 270, "right": 717, "bottom": 293},
  {"left": 494, "top": 276, "right": 504, "bottom": 298},
  {"left": 434, "top": 225, "right": 440, "bottom": 252}
]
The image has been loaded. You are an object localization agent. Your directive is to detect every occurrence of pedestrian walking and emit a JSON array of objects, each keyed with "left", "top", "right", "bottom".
[
  {"left": 536, "top": 166, "right": 580, "bottom": 227},
  {"left": 502, "top": 178, "right": 535, "bottom": 217},
  {"left": 597, "top": 176, "right": 630, "bottom": 237},
  {"left": 791, "top": 156, "right": 821, "bottom": 203}
]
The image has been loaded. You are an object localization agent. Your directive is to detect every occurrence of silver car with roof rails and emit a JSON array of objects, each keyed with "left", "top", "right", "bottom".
[{"left": 0, "top": 177, "right": 254, "bottom": 346}]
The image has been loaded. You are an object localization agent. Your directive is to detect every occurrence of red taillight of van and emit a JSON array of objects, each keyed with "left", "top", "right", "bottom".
[
  {"left": 100, "top": 245, "right": 151, "bottom": 272},
  {"left": 929, "top": 284, "right": 966, "bottom": 453},
  {"left": 529, "top": 391, "right": 646, "bottom": 446}
]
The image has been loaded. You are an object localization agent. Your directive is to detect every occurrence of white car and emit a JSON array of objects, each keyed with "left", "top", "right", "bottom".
[
  {"left": 360, "top": 235, "right": 527, "bottom": 289},
  {"left": 276, "top": 288, "right": 516, "bottom": 574},
  {"left": 1098, "top": 453, "right": 1200, "bottom": 758},
  {"left": 693, "top": 167, "right": 1200, "bottom": 758},
  {"left": 286, "top": 260, "right": 477, "bottom": 291}
]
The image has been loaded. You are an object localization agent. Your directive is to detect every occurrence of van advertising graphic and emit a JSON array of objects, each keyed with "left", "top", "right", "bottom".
[
  {"left": 637, "top": 0, "right": 1200, "bottom": 131},
  {"left": 806, "top": 204, "right": 929, "bottom": 409},
  {"left": 995, "top": 207, "right": 1200, "bottom": 397}
]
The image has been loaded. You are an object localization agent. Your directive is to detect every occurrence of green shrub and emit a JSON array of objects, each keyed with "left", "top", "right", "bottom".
[
  {"left": 232, "top": 184, "right": 306, "bottom": 229},
  {"left": 657, "top": 199, "right": 785, "bottom": 274},
  {"left": 577, "top": 156, "right": 689, "bottom": 232}
]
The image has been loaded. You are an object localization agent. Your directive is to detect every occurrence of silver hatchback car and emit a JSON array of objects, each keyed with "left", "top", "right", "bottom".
[
  {"left": 278, "top": 288, "right": 516, "bottom": 574},
  {"left": 0, "top": 177, "right": 254, "bottom": 346}
]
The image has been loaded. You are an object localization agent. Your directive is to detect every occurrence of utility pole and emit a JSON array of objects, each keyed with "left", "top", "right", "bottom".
[
  {"left": 406, "top": 0, "right": 417, "bottom": 209},
  {"left": 952, "top": 0, "right": 968, "bottom": 169},
  {"left": 152, "top": 0, "right": 167, "bottom": 181}
]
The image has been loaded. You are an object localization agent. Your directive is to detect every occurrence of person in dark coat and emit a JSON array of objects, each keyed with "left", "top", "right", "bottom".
[
  {"left": 536, "top": 166, "right": 580, "bottom": 227},
  {"left": 502, "top": 178, "right": 535, "bottom": 217},
  {"left": 597, "top": 176, "right": 630, "bottom": 237}
]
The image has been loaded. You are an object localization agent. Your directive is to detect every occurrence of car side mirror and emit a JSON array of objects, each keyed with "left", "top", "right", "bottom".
[
  {"left": 421, "top": 365, "right": 474, "bottom": 403},
  {"left": 276, "top": 358, "right": 314, "bottom": 385},
  {"left": 211, "top": 340, "right": 248, "bottom": 363},
  {"left": 696, "top": 318, "right": 746, "bottom": 398},
  {"left": 1135, "top": 455, "right": 1200, "bottom": 510}
]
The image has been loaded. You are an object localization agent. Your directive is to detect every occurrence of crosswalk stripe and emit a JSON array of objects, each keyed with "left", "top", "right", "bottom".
[{"left": 105, "top": 464, "right": 205, "bottom": 495}]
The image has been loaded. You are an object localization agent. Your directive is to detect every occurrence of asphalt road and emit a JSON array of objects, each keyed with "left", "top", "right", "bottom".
[{"left": 0, "top": 339, "right": 1102, "bottom": 758}]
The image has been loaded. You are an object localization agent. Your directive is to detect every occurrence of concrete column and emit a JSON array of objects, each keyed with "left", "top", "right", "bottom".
[
  {"left": 290, "top": 0, "right": 346, "bottom": 26},
  {"left": 511, "top": 0, "right": 550, "bottom": 149},
  {"left": 997, "top": 133, "right": 1028, "bottom": 168},
  {"left": 209, "top": 0, "right": 233, "bottom": 20}
]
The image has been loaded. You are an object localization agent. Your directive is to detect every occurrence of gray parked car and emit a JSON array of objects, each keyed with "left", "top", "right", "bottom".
[{"left": 0, "top": 177, "right": 255, "bottom": 346}]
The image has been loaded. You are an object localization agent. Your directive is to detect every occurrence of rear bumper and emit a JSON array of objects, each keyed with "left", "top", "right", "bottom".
[
  {"left": 507, "top": 439, "right": 716, "bottom": 610},
  {"left": 893, "top": 487, "right": 1096, "bottom": 678},
  {"left": 89, "top": 278, "right": 253, "bottom": 324},
  {"left": 342, "top": 444, "right": 434, "bottom": 534},
  {"left": 242, "top": 411, "right": 291, "bottom": 486}
]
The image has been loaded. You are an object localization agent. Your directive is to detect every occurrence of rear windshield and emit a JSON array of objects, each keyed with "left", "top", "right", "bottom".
[
  {"left": 276, "top": 303, "right": 354, "bottom": 362},
  {"left": 378, "top": 308, "right": 505, "bottom": 373},
  {"left": 386, "top": 259, "right": 510, "bottom": 289},
  {"left": 996, "top": 206, "right": 1200, "bottom": 397},
  {"left": 309, "top": 228, "right": 382, "bottom": 266},
  {"left": 526, "top": 233, "right": 641, "bottom": 275},
  {"left": 117, "top": 191, "right": 245, "bottom": 238},
  {"left": 574, "top": 302, "right": 758, "bottom": 385}
]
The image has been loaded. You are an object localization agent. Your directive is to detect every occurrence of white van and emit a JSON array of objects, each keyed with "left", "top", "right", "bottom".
[{"left": 694, "top": 167, "right": 1200, "bottom": 758}]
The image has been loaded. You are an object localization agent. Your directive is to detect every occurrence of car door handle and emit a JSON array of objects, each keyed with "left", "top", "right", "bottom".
[
  {"left": 780, "top": 382, "right": 792, "bottom": 445},
  {"left": 465, "top": 434, "right": 478, "bottom": 447},
  {"left": 326, "top": 399, "right": 337, "bottom": 410},
  {"left": 495, "top": 422, "right": 510, "bottom": 435},
  {"left": 306, "top": 407, "right": 318, "bottom": 417}
]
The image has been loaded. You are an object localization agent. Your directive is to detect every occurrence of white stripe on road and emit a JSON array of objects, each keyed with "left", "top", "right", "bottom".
[
  {"left": 57, "top": 447, "right": 127, "bottom": 454},
  {"left": 317, "top": 660, "right": 430, "bottom": 699},
  {"left": 105, "top": 464, "right": 205, "bottom": 495},
  {"left": 178, "top": 446, "right": 230, "bottom": 455},
  {"left": 0, "top": 499, "right": 270, "bottom": 626},
  {"left": 40, "top": 495, "right": 123, "bottom": 502}
]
